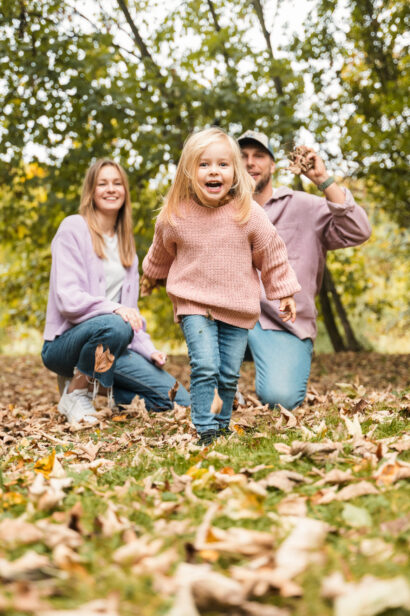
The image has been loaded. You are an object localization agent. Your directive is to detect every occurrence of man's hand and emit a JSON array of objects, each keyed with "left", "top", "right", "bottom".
[
  {"left": 300, "top": 146, "right": 346, "bottom": 204},
  {"left": 151, "top": 351, "right": 167, "bottom": 367},
  {"left": 299, "top": 147, "right": 329, "bottom": 187},
  {"left": 279, "top": 297, "right": 296, "bottom": 323},
  {"left": 114, "top": 306, "right": 143, "bottom": 331}
]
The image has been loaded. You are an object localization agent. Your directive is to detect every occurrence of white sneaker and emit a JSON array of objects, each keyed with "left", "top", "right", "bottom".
[{"left": 58, "top": 384, "right": 98, "bottom": 424}]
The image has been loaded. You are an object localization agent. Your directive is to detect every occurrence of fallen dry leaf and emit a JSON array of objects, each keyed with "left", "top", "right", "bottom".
[
  {"left": 323, "top": 574, "right": 410, "bottom": 616},
  {"left": 29, "top": 473, "right": 73, "bottom": 511},
  {"left": 314, "top": 468, "right": 353, "bottom": 486},
  {"left": 38, "top": 596, "right": 120, "bottom": 616},
  {"left": 166, "top": 584, "right": 200, "bottom": 616},
  {"left": 230, "top": 563, "right": 303, "bottom": 598},
  {"left": 286, "top": 145, "right": 315, "bottom": 174},
  {"left": 391, "top": 438, "right": 410, "bottom": 452},
  {"left": 94, "top": 344, "right": 115, "bottom": 373},
  {"left": 35, "top": 520, "right": 82, "bottom": 549},
  {"left": 277, "top": 495, "right": 308, "bottom": 517},
  {"left": 0, "top": 582, "right": 50, "bottom": 613},
  {"left": 0, "top": 518, "right": 44, "bottom": 547},
  {"left": 242, "top": 601, "right": 290, "bottom": 616},
  {"left": 196, "top": 525, "right": 275, "bottom": 556},
  {"left": 34, "top": 450, "right": 56, "bottom": 479},
  {"left": 260, "top": 470, "right": 309, "bottom": 493},
  {"left": 359, "top": 538, "right": 393, "bottom": 562},
  {"left": 335, "top": 480, "right": 379, "bottom": 501},
  {"left": 380, "top": 513, "right": 410, "bottom": 536},
  {"left": 97, "top": 503, "right": 131, "bottom": 537},
  {"left": 0, "top": 551, "right": 51, "bottom": 581},
  {"left": 290, "top": 440, "right": 343, "bottom": 458},
  {"left": 171, "top": 562, "right": 247, "bottom": 610},
  {"left": 168, "top": 381, "right": 179, "bottom": 402},
  {"left": 113, "top": 537, "right": 163, "bottom": 565},
  {"left": 374, "top": 456, "right": 410, "bottom": 486},
  {"left": 275, "top": 517, "right": 329, "bottom": 579},
  {"left": 210, "top": 388, "right": 223, "bottom": 415},
  {"left": 341, "top": 412, "right": 363, "bottom": 439},
  {"left": 275, "top": 405, "right": 297, "bottom": 429}
]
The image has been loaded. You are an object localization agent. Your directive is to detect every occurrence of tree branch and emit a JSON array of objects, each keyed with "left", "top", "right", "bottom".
[
  {"left": 250, "top": 0, "right": 283, "bottom": 95},
  {"left": 206, "top": 0, "right": 236, "bottom": 72},
  {"left": 116, "top": 0, "right": 156, "bottom": 65}
]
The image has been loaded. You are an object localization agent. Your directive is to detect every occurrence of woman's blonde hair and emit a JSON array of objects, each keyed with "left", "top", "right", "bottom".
[
  {"left": 159, "top": 127, "right": 255, "bottom": 225},
  {"left": 79, "top": 159, "right": 135, "bottom": 267}
]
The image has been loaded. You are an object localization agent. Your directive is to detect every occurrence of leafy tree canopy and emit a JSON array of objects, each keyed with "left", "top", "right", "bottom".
[
  {"left": 0, "top": 0, "right": 407, "bottom": 347},
  {"left": 289, "top": 0, "right": 409, "bottom": 227}
]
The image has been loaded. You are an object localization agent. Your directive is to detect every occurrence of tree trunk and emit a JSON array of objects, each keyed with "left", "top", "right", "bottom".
[
  {"left": 319, "top": 268, "right": 347, "bottom": 352},
  {"left": 324, "top": 266, "right": 363, "bottom": 351},
  {"left": 319, "top": 265, "right": 363, "bottom": 352}
]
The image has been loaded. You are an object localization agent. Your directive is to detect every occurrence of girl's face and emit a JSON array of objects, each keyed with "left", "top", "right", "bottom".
[
  {"left": 93, "top": 165, "right": 125, "bottom": 216},
  {"left": 196, "top": 140, "right": 235, "bottom": 206}
]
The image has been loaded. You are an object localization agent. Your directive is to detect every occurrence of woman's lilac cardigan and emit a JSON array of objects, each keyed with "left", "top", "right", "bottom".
[{"left": 43, "top": 215, "right": 157, "bottom": 361}]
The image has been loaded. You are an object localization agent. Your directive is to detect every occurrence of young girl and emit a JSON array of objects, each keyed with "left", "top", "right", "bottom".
[
  {"left": 42, "top": 159, "right": 190, "bottom": 424},
  {"left": 142, "top": 128, "right": 301, "bottom": 445}
]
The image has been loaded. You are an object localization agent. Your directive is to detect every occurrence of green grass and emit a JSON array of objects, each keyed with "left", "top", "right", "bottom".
[{"left": 1, "top": 376, "right": 409, "bottom": 615}]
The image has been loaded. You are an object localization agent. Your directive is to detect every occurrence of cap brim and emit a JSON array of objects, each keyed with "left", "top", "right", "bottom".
[{"left": 238, "top": 137, "right": 275, "bottom": 160}]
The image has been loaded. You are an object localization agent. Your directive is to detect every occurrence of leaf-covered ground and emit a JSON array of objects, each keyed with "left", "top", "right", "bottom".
[{"left": 0, "top": 352, "right": 409, "bottom": 616}]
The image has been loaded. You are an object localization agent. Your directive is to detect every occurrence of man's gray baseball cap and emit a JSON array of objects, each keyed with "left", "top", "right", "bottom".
[{"left": 238, "top": 130, "right": 275, "bottom": 160}]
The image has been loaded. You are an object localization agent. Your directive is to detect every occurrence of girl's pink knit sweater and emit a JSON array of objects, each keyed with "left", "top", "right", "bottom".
[{"left": 142, "top": 199, "right": 301, "bottom": 329}]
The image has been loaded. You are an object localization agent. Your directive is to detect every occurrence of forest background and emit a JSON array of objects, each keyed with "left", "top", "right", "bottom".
[{"left": 0, "top": 0, "right": 408, "bottom": 355}]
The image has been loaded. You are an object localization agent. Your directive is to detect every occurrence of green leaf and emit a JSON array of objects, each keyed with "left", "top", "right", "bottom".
[{"left": 342, "top": 503, "right": 372, "bottom": 528}]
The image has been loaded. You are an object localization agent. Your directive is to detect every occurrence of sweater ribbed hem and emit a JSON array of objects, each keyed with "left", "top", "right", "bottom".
[{"left": 174, "top": 297, "right": 258, "bottom": 330}]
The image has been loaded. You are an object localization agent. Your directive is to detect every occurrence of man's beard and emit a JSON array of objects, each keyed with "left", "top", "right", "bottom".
[{"left": 254, "top": 171, "right": 272, "bottom": 193}]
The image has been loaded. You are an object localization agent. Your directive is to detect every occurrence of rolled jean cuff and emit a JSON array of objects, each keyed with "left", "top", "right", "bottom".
[{"left": 75, "top": 362, "right": 115, "bottom": 388}]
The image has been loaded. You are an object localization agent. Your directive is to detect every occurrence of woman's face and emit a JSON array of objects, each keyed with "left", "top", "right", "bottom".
[{"left": 93, "top": 165, "right": 125, "bottom": 216}]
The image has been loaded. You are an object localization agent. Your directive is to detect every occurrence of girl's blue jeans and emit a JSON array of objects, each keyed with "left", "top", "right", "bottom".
[
  {"left": 247, "top": 322, "right": 313, "bottom": 409},
  {"left": 41, "top": 314, "right": 190, "bottom": 410},
  {"left": 180, "top": 315, "right": 248, "bottom": 434}
]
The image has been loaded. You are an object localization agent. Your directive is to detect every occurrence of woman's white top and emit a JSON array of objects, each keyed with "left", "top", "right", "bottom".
[{"left": 103, "top": 233, "right": 126, "bottom": 302}]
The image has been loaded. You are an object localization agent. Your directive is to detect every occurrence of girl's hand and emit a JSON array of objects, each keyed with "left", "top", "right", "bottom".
[
  {"left": 114, "top": 306, "right": 143, "bottom": 331},
  {"left": 140, "top": 275, "right": 166, "bottom": 297},
  {"left": 151, "top": 351, "right": 167, "bottom": 367},
  {"left": 279, "top": 297, "right": 296, "bottom": 323},
  {"left": 140, "top": 275, "right": 157, "bottom": 297}
]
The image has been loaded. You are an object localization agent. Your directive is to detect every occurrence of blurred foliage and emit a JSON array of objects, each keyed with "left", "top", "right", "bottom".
[
  {"left": 0, "top": 0, "right": 302, "bottom": 335},
  {"left": 325, "top": 181, "right": 410, "bottom": 352},
  {"left": 0, "top": 0, "right": 408, "bottom": 351},
  {"left": 289, "top": 0, "right": 409, "bottom": 227}
]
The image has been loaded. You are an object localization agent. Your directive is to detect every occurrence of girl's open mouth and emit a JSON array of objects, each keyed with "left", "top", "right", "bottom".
[{"left": 205, "top": 181, "right": 223, "bottom": 192}]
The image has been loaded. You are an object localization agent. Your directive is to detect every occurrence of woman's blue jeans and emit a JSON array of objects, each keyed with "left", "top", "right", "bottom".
[
  {"left": 42, "top": 314, "right": 190, "bottom": 411},
  {"left": 247, "top": 322, "right": 313, "bottom": 409},
  {"left": 181, "top": 315, "right": 248, "bottom": 434}
]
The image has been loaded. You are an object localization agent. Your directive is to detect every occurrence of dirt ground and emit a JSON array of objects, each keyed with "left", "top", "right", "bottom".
[{"left": 1, "top": 352, "right": 408, "bottom": 412}]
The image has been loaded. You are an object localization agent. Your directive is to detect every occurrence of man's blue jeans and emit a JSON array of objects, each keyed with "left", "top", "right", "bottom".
[
  {"left": 247, "top": 322, "right": 313, "bottom": 410},
  {"left": 181, "top": 315, "right": 248, "bottom": 433},
  {"left": 42, "top": 314, "right": 190, "bottom": 411}
]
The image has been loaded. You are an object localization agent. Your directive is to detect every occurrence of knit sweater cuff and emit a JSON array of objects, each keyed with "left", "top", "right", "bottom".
[{"left": 142, "top": 256, "right": 170, "bottom": 281}]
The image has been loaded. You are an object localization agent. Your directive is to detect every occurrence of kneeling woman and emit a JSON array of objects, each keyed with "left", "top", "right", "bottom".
[{"left": 42, "top": 159, "right": 190, "bottom": 423}]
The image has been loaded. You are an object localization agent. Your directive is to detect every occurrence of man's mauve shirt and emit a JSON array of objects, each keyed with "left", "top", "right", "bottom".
[{"left": 259, "top": 187, "right": 371, "bottom": 340}]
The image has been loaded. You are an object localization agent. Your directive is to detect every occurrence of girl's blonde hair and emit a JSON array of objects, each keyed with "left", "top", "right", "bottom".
[
  {"left": 159, "top": 127, "right": 255, "bottom": 225},
  {"left": 79, "top": 159, "right": 135, "bottom": 267}
]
